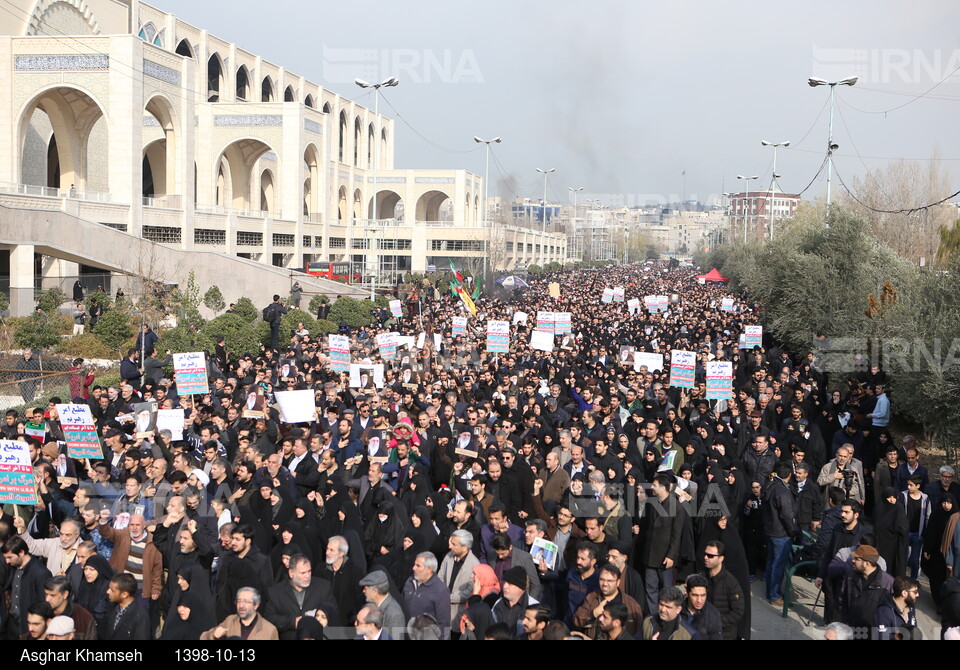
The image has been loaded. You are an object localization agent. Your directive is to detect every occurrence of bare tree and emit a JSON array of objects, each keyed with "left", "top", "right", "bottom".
[{"left": 839, "top": 154, "right": 954, "bottom": 265}]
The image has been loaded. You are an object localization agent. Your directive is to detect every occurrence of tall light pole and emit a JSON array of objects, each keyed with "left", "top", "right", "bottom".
[
  {"left": 808, "top": 76, "right": 857, "bottom": 225},
  {"left": 356, "top": 76, "right": 398, "bottom": 299},
  {"left": 536, "top": 167, "right": 555, "bottom": 267},
  {"left": 475, "top": 136, "right": 501, "bottom": 280},
  {"left": 568, "top": 186, "right": 582, "bottom": 263},
  {"left": 761, "top": 140, "right": 789, "bottom": 240},
  {"left": 736, "top": 175, "right": 759, "bottom": 243}
]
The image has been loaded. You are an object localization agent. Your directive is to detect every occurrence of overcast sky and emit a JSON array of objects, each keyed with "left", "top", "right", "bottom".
[{"left": 162, "top": 0, "right": 960, "bottom": 207}]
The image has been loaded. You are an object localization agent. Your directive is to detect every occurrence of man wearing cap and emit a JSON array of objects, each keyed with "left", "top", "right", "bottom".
[
  {"left": 839, "top": 544, "right": 894, "bottom": 630},
  {"left": 492, "top": 565, "right": 539, "bottom": 638},
  {"left": 360, "top": 569, "right": 406, "bottom": 639},
  {"left": 45, "top": 615, "right": 75, "bottom": 640}
]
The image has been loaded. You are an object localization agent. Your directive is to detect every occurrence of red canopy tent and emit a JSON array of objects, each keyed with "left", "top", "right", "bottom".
[{"left": 697, "top": 268, "right": 729, "bottom": 282}]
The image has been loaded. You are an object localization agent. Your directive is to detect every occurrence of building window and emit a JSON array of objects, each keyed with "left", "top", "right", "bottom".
[
  {"left": 142, "top": 226, "right": 182, "bottom": 244},
  {"left": 195, "top": 228, "right": 226, "bottom": 245},
  {"left": 379, "top": 239, "right": 412, "bottom": 250},
  {"left": 315, "top": 236, "right": 324, "bottom": 247},
  {"left": 351, "top": 239, "right": 370, "bottom": 249},
  {"left": 329, "top": 237, "right": 346, "bottom": 249},
  {"left": 506, "top": 241, "right": 514, "bottom": 252},
  {"left": 237, "top": 231, "right": 263, "bottom": 246},
  {"left": 273, "top": 233, "right": 295, "bottom": 247},
  {"left": 302, "top": 235, "right": 312, "bottom": 248},
  {"left": 429, "top": 240, "right": 484, "bottom": 252}
]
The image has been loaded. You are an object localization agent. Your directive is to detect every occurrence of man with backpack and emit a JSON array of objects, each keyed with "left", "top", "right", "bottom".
[{"left": 263, "top": 295, "right": 290, "bottom": 351}]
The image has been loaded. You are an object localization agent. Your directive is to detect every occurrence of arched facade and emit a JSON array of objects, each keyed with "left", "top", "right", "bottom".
[
  {"left": 18, "top": 85, "right": 109, "bottom": 194},
  {"left": 214, "top": 138, "right": 279, "bottom": 212}
]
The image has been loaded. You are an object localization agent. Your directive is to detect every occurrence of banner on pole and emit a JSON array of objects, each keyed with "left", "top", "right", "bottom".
[
  {"left": 668, "top": 350, "right": 696, "bottom": 389},
  {"left": 173, "top": 352, "right": 209, "bottom": 395}
]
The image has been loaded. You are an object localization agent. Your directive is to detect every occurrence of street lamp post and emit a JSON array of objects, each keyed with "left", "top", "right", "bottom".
[
  {"left": 568, "top": 186, "right": 582, "bottom": 263},
  {"left": 536, "top": 167, "right": 555, "bottom": 267},
  {"left": 761, "top": 140, "right": 790, "bottom": 240},
  {"left": 808, "top": 76, "right": 857, "bottom": 225},
  {"left": 736, "top": 175, "right": 759, "bottom": 243},
  {"left": 475, "top": 136, "right": 501, "bottom": 281},
  {"left": 356, "top": 76, "right": 399, "bottom": 299}
]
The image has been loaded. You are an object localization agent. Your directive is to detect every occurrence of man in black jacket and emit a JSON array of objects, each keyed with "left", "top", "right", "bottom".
[
  {"left": 762, "top": 464, "right": 798, "bottom": 606},
  {"left": 263, "top": 295, "right": 290, "bottom": 351},
  {"left": 792, "top": 462, "right": 822, "bottom": 535},
  {"left": 637, "top": 474, "right": 688, "bottom": 614},
  {"left": 100, "top": 573, "right": 151, "bottom": 640},
  {"left": 215, "top": 524, "right": 272, "bottom": 621},
  {"left": 703, "top": 540, "right": 745, "bottom": 640},
  {"left": 2, "top": 535, "right": 52, "bottom": 640},
  {"left": 839, "top": 544, "right": 894, "bottom": 630},
  {"left": 264, "top": 555, "right": 338, "bottom": 640}
]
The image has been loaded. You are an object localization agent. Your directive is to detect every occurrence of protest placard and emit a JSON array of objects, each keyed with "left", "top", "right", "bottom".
[
  {"left": 530, "top": 537, "right": 559, "bottom": 571},
  {"left": 721, "top": 297, "right": 735, "bottom": 312},
  {"left": 554, "top": 312, "right": 572, "bottom": 335},
  {"left": 0, "top": 440, "right": 38, "bottom": 505},
  {"left": 744, "top": 325, "right": 763, "bottom": 348},
  {"left": 452, "top": 316, "right": 468, "bottom": 336},
  {"left": 157, "top": 409, "right": 185, "bottom": 442},
  {"left": 706, "top": 361, "right": 733, "bottom": 399},
  {"left": 634, "top": 352, "right": 664, "bottom": 373},
  {"left": 668, "top": 350, "right": 696, "bottom": 389},
  {"left": 486, "top": 320, "right": 510, "bottom": 353},
  {"left": 56, "top": 404, "right": 103, "bottom": 459},
  {"left": 627, "top": 298, "right": 641, "bottom": 315},
  {"left": 512, "top": 311, "right": 528, "bottom": 325},
  {"left": 613, "top": 286, "right": 625, "bottom": 302},
  {"left": 389, "top": 299, "right": 403, "bottom": 318},
  {"left": 601, "top": 288, "right": 614, "bottom": 304},
  {"left": 376, "top": 332, "right": 398, "bottom": 361},
  {"left": 530, "top": 329, "right": 555, "bottom": 352},
  {"left": 548, "top": 282, "right": 560, "bottom": 298},
  {"left": 174, "top": 352, "right": 209, "bottom": 395},
  {"left": 536, "top": 311, "right": 556, "bottom": 334},
  {"left": 275, "top": 390, "right": 316, "bottom": 423},
  {"left": 328, "top": 334, "right": 351, "bottom": 372}
]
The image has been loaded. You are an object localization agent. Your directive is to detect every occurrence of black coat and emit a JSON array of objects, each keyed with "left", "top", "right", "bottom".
[
  {"left": 793, "top": 480, "right": 823, "bottom": 526},
  {"left": 100, "top": 600, "right": 152, "bottom": 640},
  {"left": 705, "top": 568, "right": 746, "bottom": 640},
  {"left": 637, "top": 495, "right": 688, "bottom": 567},
  {"left": 6, "top": 557, "right": 51, "bottom": 636},
  {"left": 264, "top": 579, "right": 338, "bottom": 640}
]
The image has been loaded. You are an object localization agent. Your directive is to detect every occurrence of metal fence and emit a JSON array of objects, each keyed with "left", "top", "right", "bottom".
[{"left": 0, "top": 354, "right": 116, "bottom": 414}]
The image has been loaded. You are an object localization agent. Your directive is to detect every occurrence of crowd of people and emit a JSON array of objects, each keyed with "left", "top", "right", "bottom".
[{"left": 2, "top": 262, "right": 959, "bottom": 641}]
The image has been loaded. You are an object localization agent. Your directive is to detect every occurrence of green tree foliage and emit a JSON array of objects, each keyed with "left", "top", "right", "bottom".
[
  {"left": 718, "top": 208, "right": 914, "bottom": 353},
  {"left": 328, "top": 296, "right": 376, "bottom": 329},
  {"left": 874, "top": 256, "right": 960, "bottom": 461},
  {"left": 37, "top": 287, "right": 67, "bottom": 314},
  {"left": 232, "top": 297, "right": 260, "bottom": 323},
  {"left": 14, "top": 312, "right": 63, "bottom": 350},
  {"left": 87, "top": 289, "right": 112, "bottom": 312},
  {"left": 315, "top": 319, "right": 338, "bottom": 335},
  {"left": 92, "top": 310, "right": 134, "bottom": 355},
  {"left": 0, "top": 291, "right": 8, "bottom": 315},
  {"left": 203, "top": 285, "right": 225, "bottom": 313},
  {"left": 937, "top": 218, "right": 960, "bottom": 263},
  {"left": 527, "top": 264, "right": 542, "bottom": 275}
]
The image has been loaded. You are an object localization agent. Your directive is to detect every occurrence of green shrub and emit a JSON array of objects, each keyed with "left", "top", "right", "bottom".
[
  {"left": 203, "top": 285, "right": 226, "bottom": 313},
  {"left": 315, "top": 319, "right": 338, "bottom": 335},
  {"left": 37, "top": 287, "right": 68, "bottom": 314},
  {"left": 232, "top": 297, "right": 260, "bottom": 322},
  {"left": 328, "top": 296, "right": 375, "bottom": 329},
  {"left": 92, "top": 310, "right": 134, "bottom": 355},
  {"left": 87, "top": 289, "right": 112, "bottom": 312},
  {"left": 55, "top": 333, "right": 118, "bottom": 359},
  {"left": 14, "top": 312, "right": 63, "bottom": 351}
]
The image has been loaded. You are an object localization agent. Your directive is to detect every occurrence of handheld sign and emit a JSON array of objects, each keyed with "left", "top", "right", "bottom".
[
  {"left": 0, "top": 440, "right": 38, "bottom": 505},
  {"left": 554, "top": 312, "right": 572, "bottom": 335},
  {"left": 56, "top": 404, "right": 103, "bottom": 459},
  {"left": 601, "top": 288, "right": 614, "bottom": 304},
  {"left": 452, "top": 316, "right": 468, "bottom": 336},
  {"left": 530, "top": 330, "right": 555, "bottom": 353},
  {"left": 174, "top": 352, "right": 209, "bottom": 395},
  {"left": 721, "top": 297, "right": 735, "bottom": 312},
  {"left": 328, "top": 334, "right": 351, "bottom": 372},
  {"left": 156, "top": 409, "right": 185, "bottom": 441},
  {"left": 613, "top": 286, "right": 626, "bottom": 302},
  {"left": 512, "top": 311, "right": 528, "bottom": 326},
  {"left": 376, "top": 332, "right": 398, "bottom": 361},
  {"left": 486, "top": 320, "right": 510, "bottom": 353},
  {"left": 275, "top": 390, "right": 316, "bottom": 424},
  {"left": 634, "top": 352, "right": 664, "bottom": 373},
  {"left": 548, "top": 282, "right": 560, "bottom": 298},
  {"left": 706, "top": 361, "right": 733, "bottom": 400},
  {"left": 536, "top": 311, "right": 556, "bottom": 334},
  {"left": 627, "top": 298, "right": 641, "bottom": 315},
  {"left": 389, "top": 299, "right": 403, "bottom": 318},
  {"left": 744, "top": 325, "right": 763, "bottom": 348},
  {"left": 668, "top": 350, "right": 696, "bottom": 389}
]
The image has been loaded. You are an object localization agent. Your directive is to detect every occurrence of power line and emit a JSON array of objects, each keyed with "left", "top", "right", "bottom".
[
  {"left": 834, "top": 98, "right": 897, "bottom": 208},
  {"left": 836, "top": 64, "right": 960, "bottom": 116},
  {"left": 833, "top": 162, "right": 960, "bottom": 214},
  {"left": 378, "top": 92, "right": 480, "bottom": 155},
  {"left": 786, "top": 96, "right": 830, "bottom": 150}
]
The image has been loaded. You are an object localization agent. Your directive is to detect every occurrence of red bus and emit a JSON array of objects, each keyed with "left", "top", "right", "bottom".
[{"left": 305, "top": 261, "right": 362, "bottom": 283}]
